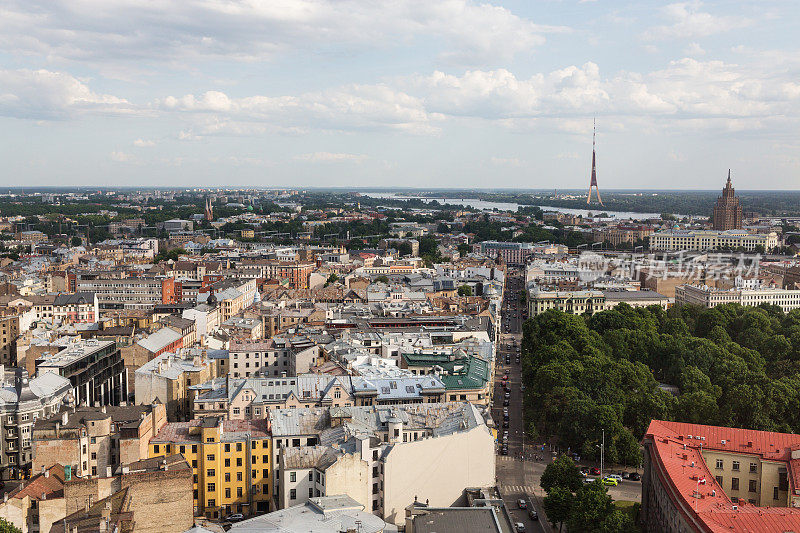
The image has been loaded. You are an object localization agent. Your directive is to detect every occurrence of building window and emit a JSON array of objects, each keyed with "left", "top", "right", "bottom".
[
  {"left": 290, "top": 472, "right": 296, "bottom": 482},
  {"left": 732, "top": 461, "right": 740, "bottom": 472},
  {"left": 715, "top": 459, "right": 723, "bottom": 469},
  {"left": 716, "top": 475, "right": 723, "bottom": 486},
  {"left": 309, "top": 487, "right": 314, "bottom": 498},
  {"left": 237, "top": 472, "right": 243, "bottom": 481},
  {"left": 290, "top": 489, "right": 296, "bottom": 500},
  {"left": 749, "top": 480, "right": 757, "bottom": 493},
  {"left": 207, "top": 499, "right": 215, "bottom": 507},
  {"left": 750, "top": 463, "right": 758, "bottom": 473},
  {"left": 207, "top": 483, "right": 215, "bottom": 492},
  {"left": 207, "top": 469, "right": 215, "bottom": 477},
  {"left": 207, "top": 454, "right": 215, "bottom": 461},
  {"left": 225, "top": 444, "right": 231, "bottom": 452},
  {"left": 154, "top": 445, "right": 160, "bottom": 454},
  {"left": 731, "top": 478, "right": 739, "bottom": 491},
  {"left": 774, "top": 487, "right": 780, "bottom": 500},
  {"left": 236, "top": 458, "right": 242, "bottom": 467},
  {"left": 237, "top": 487, "right": 243, "bottom": 497}
]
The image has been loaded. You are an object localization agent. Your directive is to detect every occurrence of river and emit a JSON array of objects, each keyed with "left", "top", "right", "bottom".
[{"left": 362, "top": 193, "right": 665, "bottom": 220}]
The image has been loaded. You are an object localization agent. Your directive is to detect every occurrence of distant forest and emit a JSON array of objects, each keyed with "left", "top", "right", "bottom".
[{"left": 357, "top": 190, "right": 800, "bottom": 217}]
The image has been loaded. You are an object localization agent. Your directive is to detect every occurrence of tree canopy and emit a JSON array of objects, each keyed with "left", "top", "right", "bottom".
[{"left": 522, "top": 302, "right": 800, "bottom": 468}]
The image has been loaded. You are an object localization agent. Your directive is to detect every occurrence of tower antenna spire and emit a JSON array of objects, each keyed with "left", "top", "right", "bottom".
[{"left": 587, "top": 117, "right": 603, "bottom": 206}]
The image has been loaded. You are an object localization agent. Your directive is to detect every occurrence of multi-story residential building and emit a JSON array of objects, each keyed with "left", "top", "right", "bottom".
[
  {"left": 641, "top": 420, "right": 800, "bottom": 532},
  {"left": 148, "top": 416, "right": 273, "bottom": 518},
  {"left": 675, "top": 282, "right": 800, "bottom": 313},
  {"left": 0, "top": 367, "right": 72, "bottom": 480},
  {"left": 474, "top": 241, "right": 533, "bottom": 265},
  {"left": 135, "top": 350, "right": 217, "bottom": 421},
  {"left": 271, "top": 403, "right": 495, "bottom": 523},
  {"left": 527, "top": 288, "right": 606, "bottom": 316},
  {"left": 198, "top": 279, "right": 258, "bottom": 322},
  {"left": 29, "top": 292, "right": 100, "bottom": 324},
  {"left": 594, "top": 225, "right": 654, "bottom": 247},
  {"left": 400, "top": 353, "right": 492, "bottom": 405},
  {"left": 0, "top": 314, "right": 20, "bottom": 366},
  {"left": 35, "top": 339, "right": 126, "bottom": 407},
  {"left": 649, "top": 229, "right": 778, "bottom": 252},
  {"left": 712, "top": 172, "right": 744, "bottom": 230},
  {"left": 192, "top": 374, "right": 447, "bottom": 420},
  {"left": 76, "top": 276, "right": 177, "bottom": 310},
  {"left": 227, "top": 340, "right": 319, "bottom": 379},
  {"left": 32, "top": 403, "right": 167, "bottom": 478}
]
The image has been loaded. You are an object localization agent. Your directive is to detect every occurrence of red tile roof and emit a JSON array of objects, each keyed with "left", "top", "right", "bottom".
[
  {"left": 9, "top": 464, "right": 65, "bottom": 501},
  {"left": 645, "top": 420, "right": 800, "bottom": 532}
]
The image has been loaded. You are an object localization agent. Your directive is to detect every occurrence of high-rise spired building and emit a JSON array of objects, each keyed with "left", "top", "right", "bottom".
[
  {"left": 712, "top": 170, "right": 743, "bottom": 230},
  {"left": 586, "top": 119, "right": 603, "bottom": 206},
  {"left": 204, "top": 197, "right": 214, "bottom": 221}
]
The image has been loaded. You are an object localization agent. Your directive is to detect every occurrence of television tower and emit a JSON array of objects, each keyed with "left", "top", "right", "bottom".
[{"left": 586, "top": 118, "right": 603, "bottom": 206}]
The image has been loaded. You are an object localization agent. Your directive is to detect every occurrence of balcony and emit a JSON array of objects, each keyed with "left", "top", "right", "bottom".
[{"left": 5, "top": 432, "right": 17, "bottom": 439}]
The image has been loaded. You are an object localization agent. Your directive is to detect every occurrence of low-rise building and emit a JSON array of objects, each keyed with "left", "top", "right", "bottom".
[{"left": 228, "top": 494, "right": 387, "bottom": 532}]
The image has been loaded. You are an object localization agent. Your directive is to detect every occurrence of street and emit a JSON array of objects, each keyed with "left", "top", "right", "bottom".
[{"left": 493, "top": 266, "right": 641, "bottom": 532}]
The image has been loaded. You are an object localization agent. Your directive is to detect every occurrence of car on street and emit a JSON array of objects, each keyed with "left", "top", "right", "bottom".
[
  {"left": 502, "top": 374, "right": 508, "bottom": 381},
  {"left": 502, "top": 419, "right": 509, "bottom": 428},
  {"left": 602, "top": 477, "right": 619, "bottom": 486},
  {"left": 607, "top": 474, "right": 623, "bottom": 482},
  {"left": 517, "top": 499, "right": 527, "bottom": 509},
  {"left": 515, "top": 522, "right": 526, "bottom": 532},
  {"left": 225, "top": 514, "right": 245, "bottom": 522},
  {"left": 590, "top": 467, "right": 601, "bottom": 475},
  {"left": 501, "top": 447, "right": 509, "bottom": 455},
  {"left": 528, "top": 509, "right": 538, "bottom": 520},
  {"left": 503, "top": 399, "right": 509, "bottom": 406}
]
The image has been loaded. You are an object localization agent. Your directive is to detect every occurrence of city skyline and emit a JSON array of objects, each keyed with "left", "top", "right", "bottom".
[{"left": 1, "top": 1, "right": 799, "bottom": 189}]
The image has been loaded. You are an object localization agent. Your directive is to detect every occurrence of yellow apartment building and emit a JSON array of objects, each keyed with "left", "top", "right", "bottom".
[{"left": 148, "top": 416, "right": 272, "bottom": 519}]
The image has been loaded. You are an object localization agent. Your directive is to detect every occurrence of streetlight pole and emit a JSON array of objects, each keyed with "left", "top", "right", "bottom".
[{"left": 600, "top": 429, "right": 605, "bottom": 480}]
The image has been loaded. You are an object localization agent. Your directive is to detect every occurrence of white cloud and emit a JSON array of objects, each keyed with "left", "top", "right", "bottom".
[
  {"left": 295, "top": 152, "right": 368, "bottom": 163},
  {"left": 684, "top": 42, "right": 705, "bottom": 56},
  {"left": 0, "top": 68, "right": 133, "bottom": 119},
  {"left": 110, "top": 151, "right": 134, "bottom": 162},
  {"left": 490, "top": 157, "right": 523, "bottom": 167},
  {"left": 644, "top": 1, "right": 752, "bottom": 41},
  {"left": 160, "top": 84, "right": 438, "bottom": 135},
  {"left": 0, "top": 0, "right": 562, "bottom": 68},
  {"left": 133, "top": 138, "right": 155, "bottom": 147}
]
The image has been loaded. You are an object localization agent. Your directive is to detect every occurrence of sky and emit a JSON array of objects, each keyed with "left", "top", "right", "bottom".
[{"left": 1, "top": 0, "right": 799, "bottom": 190}]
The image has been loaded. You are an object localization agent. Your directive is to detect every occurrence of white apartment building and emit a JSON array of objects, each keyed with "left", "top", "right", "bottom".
[
  {"left": 272, "top": 403, "right": 495, "bottom": 524},
  {"left": 650, "top": 230, "right": 778, "bottom": 252},
  {"left": 675, "top": 284, "right": 800, "bottom": 312}
]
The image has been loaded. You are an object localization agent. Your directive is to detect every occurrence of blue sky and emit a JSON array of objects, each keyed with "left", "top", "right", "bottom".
[{"left": 1, "top": 0, "right": 799, "bottom": 190}]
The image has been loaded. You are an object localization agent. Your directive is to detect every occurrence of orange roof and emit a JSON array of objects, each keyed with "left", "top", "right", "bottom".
[{"left": 645, "top": 420, "right": 800, "bottom": 532}]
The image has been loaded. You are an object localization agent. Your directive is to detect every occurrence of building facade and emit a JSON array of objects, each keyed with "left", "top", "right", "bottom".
[
  {"left": 148, "top": 416, "right": 273, "bottom": 518},
  {"left": 712, "top": 172, "right": 744, "bottom": 230},
  {"left": 675, "top": 283, "right": 800, "bottom": 313},
  {"left": 650, "top": 230, "right": 778, "bottom": 252}
]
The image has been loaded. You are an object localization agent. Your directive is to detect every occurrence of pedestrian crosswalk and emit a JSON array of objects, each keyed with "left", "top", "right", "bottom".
[{"left": 500, "top": 484, "right": 537, "bottom": 494}]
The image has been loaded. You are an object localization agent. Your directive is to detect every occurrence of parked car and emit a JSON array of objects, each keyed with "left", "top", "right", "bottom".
[
  {"left": 503, "top": 399, "right": 509, "bottom": 406},
  {"left": 225, "top": 514, "right": 244, "bottom": 522},
  {"left": 607, "top": 474, "right": 623, "bottom": 482},
  {"left": 602, "top": 477, "right": 618, "bottom": 486},
  {"left": 590, "top": 467, "right": 601, "bottom": 475},
  {"left": 501, "top": 447, "right": 509, "bottom": 455},
  {"left": 517, "top": 499, "right": 527, "bottom": 509},
  {"left": 583, "top": 478, "right": 596, "bottom": 484},
  {"left": 629, "top": 472, "right": 641, "bottom": 481},
  {"left": 502, "top": 419, "right": 509, "bottom": 428}
]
